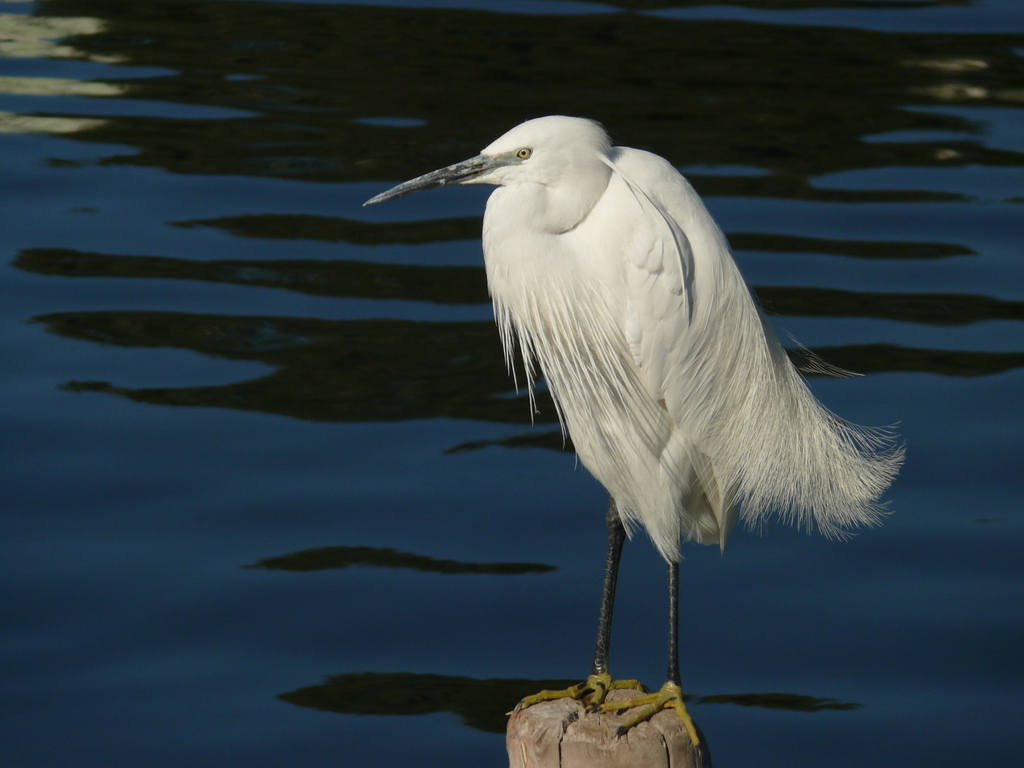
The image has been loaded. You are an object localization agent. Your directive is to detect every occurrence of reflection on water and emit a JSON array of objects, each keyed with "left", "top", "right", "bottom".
[
  {"left": 20, "top": 0, "right": 1021, "bottom": 187},
  {"left": 0, "top": 7, "right": 123, "bottom": 132},
  {"left": 0, "top": 10, "right": 116, "bottom": 61},
  {"left": 16, "top": 246, "right": 490, "bottom": 304},
  {"left": 41, "top": 309, "right": 545, "bottom": 425},
  {"left": 33, "top": 305, "right": 1024, "bottom": 424},
  {"left": 174, "top": 213, "right": 483, "bottom": 246},
  {"left": 245, "top": 544, "right": 557, "bottom": 574},
  {"left": 0, "top": 75, "right": 124, "bottom": 95},
  {"left": 279, "top": 671, "right": 861, "bottom": 735},
  {"left": 20, "top": 249, "right": 1024, "bottom": 411},
  {"left": 3, "top": 2, "right": 1022, "bottom": 768}
]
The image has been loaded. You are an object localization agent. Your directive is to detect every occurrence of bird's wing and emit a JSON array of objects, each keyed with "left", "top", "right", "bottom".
[
  {"left": 604, "top": 149, "right": 901, "bottom": 546},
  {"left": 603, "top": 148, "right": 696, "bottom": 405},
  {"left": 604, "top": 148, "right": 740, "bottom": 548}
]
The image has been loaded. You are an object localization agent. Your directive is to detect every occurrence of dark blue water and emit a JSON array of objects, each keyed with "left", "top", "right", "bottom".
[{"left": 2, "top": 1, "right": 1022, "bottom": 766}]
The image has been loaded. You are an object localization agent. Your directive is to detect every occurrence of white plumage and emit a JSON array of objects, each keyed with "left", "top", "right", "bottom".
[
  {"left": 474, "top": 116, "right": 902, "bottom": 560},
  {"left": 367, "top": 115, "right": 902, "bottom": 560}
]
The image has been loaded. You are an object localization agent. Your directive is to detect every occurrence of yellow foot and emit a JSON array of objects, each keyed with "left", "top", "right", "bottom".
[
  {"left": 516, "top": 673, "right": 647, "bottom": 712},
  {"left": 592, "top": 681, "right": 699, "bottom": 746}
]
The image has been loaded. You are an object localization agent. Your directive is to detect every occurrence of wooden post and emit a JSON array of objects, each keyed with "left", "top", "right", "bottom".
[{"left": 507, "top": 690, "right": 710, "bottom": 768}]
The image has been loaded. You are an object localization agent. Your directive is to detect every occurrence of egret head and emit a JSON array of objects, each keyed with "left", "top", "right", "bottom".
[{"left": 363, "top": 116, "right": 613, "bottom": 210}]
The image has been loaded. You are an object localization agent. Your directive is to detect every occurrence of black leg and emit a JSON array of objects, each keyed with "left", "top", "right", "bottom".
[
  {"left": 515, "top": 499, "right": 637, "bottom": 713},
  {"left": 591, "top": 498, "right": 626, "bottom": 678},
  {"left": 667, "top": 559, "right": 681, "bottom": 686}
]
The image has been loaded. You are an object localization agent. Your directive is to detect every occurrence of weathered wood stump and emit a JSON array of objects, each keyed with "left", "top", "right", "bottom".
[{"left": 507, "top": 689, "right": 710, "bottom": 768}]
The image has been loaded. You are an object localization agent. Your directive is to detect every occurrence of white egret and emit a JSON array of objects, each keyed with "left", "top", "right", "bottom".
[{"left": 364, "top": 116, "right": 903, "bottom": 745}]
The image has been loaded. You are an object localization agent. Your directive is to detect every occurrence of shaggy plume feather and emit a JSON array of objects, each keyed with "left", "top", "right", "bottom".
[{"left": 481, "top": 117, "right": 902, "bottom": 561}]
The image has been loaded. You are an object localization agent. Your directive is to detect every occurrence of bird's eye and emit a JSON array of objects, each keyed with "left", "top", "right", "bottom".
[{"left": 516, "top": 148, "right": 532, "bottom": 160}]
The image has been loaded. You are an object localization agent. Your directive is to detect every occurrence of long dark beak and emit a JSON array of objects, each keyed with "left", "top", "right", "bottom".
[{"left": 363, "top": 154, "right": 500, "bottom": 206}]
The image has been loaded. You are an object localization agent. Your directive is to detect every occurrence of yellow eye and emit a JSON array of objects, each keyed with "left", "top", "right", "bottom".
[{"left": 516, "top": 147, "right": 532, "bottom": 160}]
